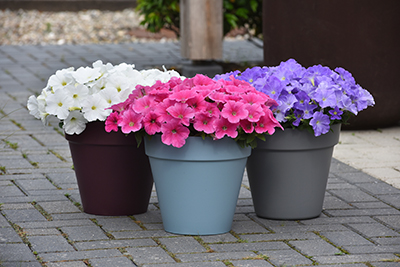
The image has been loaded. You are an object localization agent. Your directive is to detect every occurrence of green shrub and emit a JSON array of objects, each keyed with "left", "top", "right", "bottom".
[{"left": 136, "top": 0, "right": 262, "bottom": 37}]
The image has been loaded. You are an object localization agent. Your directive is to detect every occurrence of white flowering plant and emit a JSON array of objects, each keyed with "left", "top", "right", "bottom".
[{"left": 27, "top": 60, "right": 182, "bottom": 135}]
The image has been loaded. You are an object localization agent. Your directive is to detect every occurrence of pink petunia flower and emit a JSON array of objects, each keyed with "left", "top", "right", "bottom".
[
  {"left": 255, "top": 109, "right": 283, "bottom": 135},
  {"left": 186, "top": 94, "right": 208, "bottom": 113},
  {"left": 154, "top": 99, "right": 175, "bottom": 123},
  {"left": 132, "top": 95, "right": 155, "bottom": 114},
  {"left": 241, "top": 92, "right": 269, "bottom": 105},
  {"left": 245, "top": 104, "right": 265, "bottom": 122},
  {"left": 119, "top": 109, "right": 142, "bottom": 134},
  {"left": 166, "top": 102, "right": 195, "bottom": 126},
  {"left": 240, "top": 119, "right": 255, "bottom": 134},
  {"left": 193, "top": 113, "right": 217, "bottom": 134},
  {"left": 214, "top": 117, "right": 239, "bottom": 139},
  {"left": 143, "top": 111, "right": 162, "bottom": 135},
  {"left": 105, "top": 111, "right": 120, "bottom": 132},
  {"left": 221, "top": 101, "right": 249, "bottom": 123},
  {"left": 204, "top": 102, "right": 220, "bottom": 118},
  {"left": 169, "top": 89, "right": 197, "bottom": 103},
  {"left": 161, "top": 119, "right": 190, "bottom": 148}
]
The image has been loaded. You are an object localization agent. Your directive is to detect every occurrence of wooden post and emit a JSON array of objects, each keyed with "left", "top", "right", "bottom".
[{"left": 180, "top": 0, "right": 223, "bottom": 61}]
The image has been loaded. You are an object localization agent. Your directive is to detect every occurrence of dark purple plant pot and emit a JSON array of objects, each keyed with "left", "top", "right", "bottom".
[
  {"left": 263, "top": 0, "right": 400, "bottom": 129},
  {"left": 65, "top": 121, "right": 153, "bottom": 216}
]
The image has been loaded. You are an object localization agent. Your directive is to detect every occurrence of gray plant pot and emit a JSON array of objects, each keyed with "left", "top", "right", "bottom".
[{"left": 247, "top": 124, "right": 341, "bottom": 220}]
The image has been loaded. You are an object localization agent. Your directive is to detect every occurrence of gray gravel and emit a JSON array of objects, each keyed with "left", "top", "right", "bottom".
[{"left": 0, "top": 8, "right": 177, "bottom": 45}]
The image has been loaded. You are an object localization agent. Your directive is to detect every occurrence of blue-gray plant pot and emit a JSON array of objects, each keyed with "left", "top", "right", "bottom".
[
  {"left": 145, "top": 135, "right": 251, "bottom": 235},
  {"left": 247, "top": 124, "right": 341, "bottom": 220}
]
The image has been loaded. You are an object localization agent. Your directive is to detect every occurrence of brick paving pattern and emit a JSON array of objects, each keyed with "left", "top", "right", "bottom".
[{"left": 0, "top": 41, "right": 399, "bottom": 266}]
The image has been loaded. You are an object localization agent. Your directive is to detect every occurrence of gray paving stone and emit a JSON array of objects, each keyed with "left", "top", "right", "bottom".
[
  {"left": 126, "top": 246, "right": 175, "bottom": 265},
  {"left": 29, "top": 235, "right": 75, "bottom": 253},
  {"left": 0, "top": 227, "right": 23, "bottom": 243},
  {"left": 313, "top": 253, "right": 399, "bottom": 264},
  {"left": 0, "top": 184, "right": 26, "bottom": 197},
  {"left": 289, "top": 239, "right": 342, "bottom": 256},
  {"left": 2, "top": 209, "right": 47, "bottom": 222},
  {"left": 261, "top": 249, "right": 313, "bottom": 266},
  {"left": 0, "top": 243, "right": 37, "bottom": 261},
  {"left": 0, "top": 261, "right": 43, "bottom": 267},
  {"left": 343, "top": 244, "right": 400, "bottom": 254},
  {"left": 38, "top": 201, "right": 81, "bottom": 214},
  {"left": 323, "top": 195, "right": 354, "bottom": 209},
  {"left": 371, "top": 236, "right": 400, "bottom": 245},
  {"left": 321, "top": 231, "right": 373, "bottom": 246},
  {"left": 229, "top": 259, "right": 273, "bottom": 267},
  {"left": 239, "top": 232, "right": 319, "bottom": 242},
  {"left": 112, "top": 229, "right": 176, "bottom": 239},
  {"left": 373, "top": 262, "right": 400, "bottom": 267},
  {"left": 39, "top": 249, "right": 122, "bottom": 262},
  {"left": 356, "top": 182, "right": 400, "bottom": 195},
  {"left": 209, "top": 241, "right": 290, "bottom": 252},
  {"left": 133, "top": 210, "right": 163, "bottom": 223},
  {"left": 46, "top": 172, "right": 77, "bottom": 186},
  {"left": 89, "top": 256, "right": 136, "bottom": 267},
  {"left": 159, "top": 236, "right": 207, "bottom": 254},
  {"left": 347, "top": 223, "right": 400, "bottom": 238},
  {"left": 317, "top": 265, "right": 370, "bottom": 267},
  {"left": 200, "top": 233, "right": 238, "bottom": 243},
  {"left": 0, "top": 214, "right": 11, "bottom": 227},
  {"left": 177, "top": 251, "right": 257, "bottom": 263},
  {"left": 299, "top": 216, "right": 378, "bottom": 225},
  {"left": 231, "top": 220, "right": 270, "bottom": 234},
  {"left": 351, "top": 201, "right": 394, "bottom": 209},
  {"left": 25, "top": 228, "right": 61, "bottom": 236},
  {"left": 376, "top": 194, "right": 400, "bottom": 209},
  {"left": 17, "top": 219, "right": 94, "bottom": 229},
  {"left": 74, "top": 238, "right": 157, "bottom": 250},
  {"left": 61, "top": 225, "right": 110, "bottom": 241},
  {"left": 324, "top": 208, "right": 400, "bottom": 217},
  {"left": 95, "top": 217, "right": 142, "bottom": 232},
  {"left": 329, "top": 188, "right": 378, "bottom": 202},
  {"left": 46, "top": 261, "right": 87, "bottom": 267},
  {"left": 142, "top": 263, "right": 226, "bottom": 267}
]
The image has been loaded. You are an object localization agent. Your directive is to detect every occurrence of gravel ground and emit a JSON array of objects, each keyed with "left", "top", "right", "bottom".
[
  {"left": 0, "top": 8, "right": 179, "bottom": 45},
  {"left": 0, "top": 8, "right": 249, "bottom": 46}
]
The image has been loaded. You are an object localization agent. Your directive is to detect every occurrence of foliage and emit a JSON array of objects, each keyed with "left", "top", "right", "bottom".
[{"left": 135, "top": 0, "right": 262, "bottom": 37}]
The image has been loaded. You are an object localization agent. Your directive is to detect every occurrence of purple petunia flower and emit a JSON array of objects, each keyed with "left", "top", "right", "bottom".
[
  {"left": 329, "top": 106, "right": 343, "bottom": 120},
  {"left": 213, "top": 58, "right": 375, "bottom": 137},
  {"left": 310, "top": 111, "right": 331, "bottom": 136}
]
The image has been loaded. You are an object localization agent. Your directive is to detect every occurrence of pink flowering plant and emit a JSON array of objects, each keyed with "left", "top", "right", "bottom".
[
  {"left": 214, "top": 59, "right": 375, "bottom": 136},
  {"left": 105, "top": 74, "right": 282, "bottom": 148}
]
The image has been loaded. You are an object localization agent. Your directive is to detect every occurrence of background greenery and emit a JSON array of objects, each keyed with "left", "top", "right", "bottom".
[{"left": 135, "top": 0, "right": 262, "bottom": 38}]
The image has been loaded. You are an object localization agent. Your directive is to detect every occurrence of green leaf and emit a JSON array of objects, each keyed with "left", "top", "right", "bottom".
[{"left": 235, "top": 8, "right": 249, "bottom": 19}]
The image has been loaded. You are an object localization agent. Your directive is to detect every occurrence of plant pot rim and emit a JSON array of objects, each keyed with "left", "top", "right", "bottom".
[
  {"left": 258, "top": 123, "right": 341, "bottom": 151},
  {"left": 145, "top": 135, "right": 251, "bottom": 161}
]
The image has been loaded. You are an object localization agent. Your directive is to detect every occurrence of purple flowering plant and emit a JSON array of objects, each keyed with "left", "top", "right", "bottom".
[{"left": 214, "top": 59, "right": 375, "bottom": 136}]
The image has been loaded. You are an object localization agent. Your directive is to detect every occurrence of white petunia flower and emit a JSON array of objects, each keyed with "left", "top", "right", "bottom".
[
  {"left": 92, "top": 60, "right": 114, "bottom": 75},
  {"left": 47, "top": 67, "right": 75, "bottom": 92},
  {"left": 99, "top": 86, "right": 121, "bottom": 106},
  {"left": 63, "top": 110, "right": 88, "bottom": 135},
  {"left": 81, "top": 94, "right": 111, "bottom": 122},
  {"left": 27, "top": 60, "right": 183, "bottom": 135},
  {"left": 66, "top": 84, "right": 89, "bottom": 107},
  {"left": 27, "top": 95, "right": 41, "bottom": 119},
  {"left": 45, "top": 89, "right": 74, "bottom": 120},
  {"left": 104, "top": 73, "right": 132, "bottom": 93},
  {"left": 73, "top": 66, "right": 102, "bottom": 84}
]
